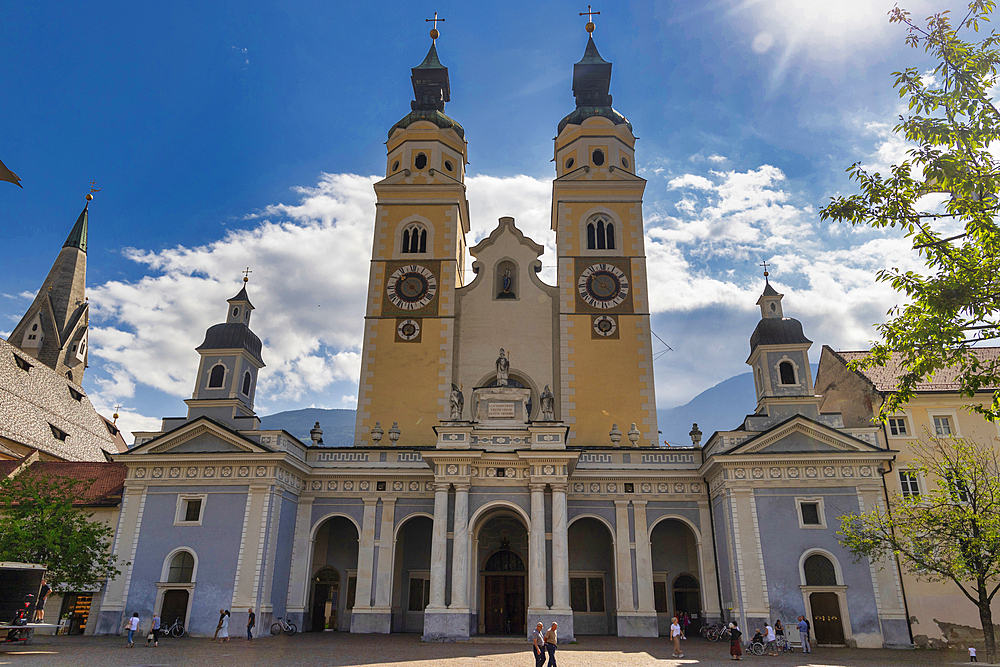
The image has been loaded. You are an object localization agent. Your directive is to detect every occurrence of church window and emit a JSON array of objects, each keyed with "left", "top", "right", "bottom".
[
  {"left": 415, "top": 153, "right": 428, "bottom": 170},
  {"left": 391, "top": 160, "right": 400, "bottom": 172},
  {"left": 208, "top": 363, "right": 226, "bottom": 388},
  {"left": 565, "top": 157, "right": 575, "bottom": 170},
  {"left": 167, "top": 551, "right": 195, "bottom": 582},
  {"left": 803, "top": 554, "right": 837, "bottom": 586},
  {"left": 778, "top": 361, "right": 796, "bottom": 385},
  {"left": 800, "top": 502, "right": 820, "bottom": 525},
  {"left": 232, "top": 307, "right": 239, "bottom": 318},
  {"left": 402, "top": 224, "right": 427, "bottom": 254},
  {"left": 13, "top": 355, "right": 32, "bottom": 372},
  {"left": 175, "top": 495, "right": 207, "bottom": 526},
  {"left": 592, "top": 149, "right": 605, "bottom": 166},
  {"left": 444, "top": 160, "right": 454, "bottom": 172},
  {"left": 621, "top": 156, "right": 630, "bottom": 169},
  {"left": 49, "top": 424, "right": 68, "bottom": 441},
  {"left": 408, "top": 577, "right": 430, "bottom": 611},
  {"left": 242, "top": 371, "right": 252, "bottom": 396},
  {"left": 586, "top": 215, "right": 615, "bottom": 250},
  {"left": 796, "top": 497, "right": 827, "bottom": 528},
  {"left": 570, "top": 576, "right": 605, "bottom": 612}
]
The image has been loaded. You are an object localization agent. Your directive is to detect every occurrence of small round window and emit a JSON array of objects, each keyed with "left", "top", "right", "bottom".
[
  {"left": 444, "top": 160, "right": 454, "bottom": 172},
  {"left": 592, "top": 149, "right": 605, "bottom": 166},
  {"left": 31, "top": 323, "right": 37, "bottom": 331},
  {"left": 391, "top": 160, "right": 400, "bottom": 172},
  {"left": 565, "top": 157, "right": 575, "bottom": 169},
  {"left": 415, "top": 153, "right": 428, "bottom": 169},
  {"left": 621, "top": 156, "right": 630, "bottom": 168},
  {"left": 232, "top": 307, "right": 239, "bottom": 317}
]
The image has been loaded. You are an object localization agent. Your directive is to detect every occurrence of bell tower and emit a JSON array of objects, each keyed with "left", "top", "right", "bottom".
[
  {"left": 354, "top": 26, "right": 471, "bottom": 446},
  {"left": 552, "top": 22, "right": 658, "bottom": 447}
]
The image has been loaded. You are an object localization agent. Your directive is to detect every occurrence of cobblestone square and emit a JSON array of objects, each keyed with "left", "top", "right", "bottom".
[{"left": 0, "top": 634, "right": 988, "bottom": 667}]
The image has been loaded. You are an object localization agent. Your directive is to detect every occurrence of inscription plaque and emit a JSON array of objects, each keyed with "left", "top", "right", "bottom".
[{"left": 488, "top": 402, "right": 516, "bottom": 419}]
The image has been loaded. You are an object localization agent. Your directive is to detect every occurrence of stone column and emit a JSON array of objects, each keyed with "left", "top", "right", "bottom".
[
  {"left": 353, "top": 499, "right": 379, "bottom": 612},
  {"left": 550, "top": 483, "right": 570, "bottom": 611},
  {"left": 632, "top": 500, "right": 656, "bottom": 614},
  {"left": 284, "top": 496, "right": 315, "bottom": 624},
  {"left": 614, "top": 500, "right": 635, "bottom": 612},
  {"left": 373, "top": 498, "right": 397, "bottom": 622},
  {"left": 528, "top": 483, "right": 548, "bottom": 612},
  {"left": 450, "top": 484, "right": 470, "bottom": 610},
  {"left": 428, "top": 483, "right": 450, "bottom": 609}
]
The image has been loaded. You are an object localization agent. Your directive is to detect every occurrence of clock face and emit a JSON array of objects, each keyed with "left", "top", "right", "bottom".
[
  {"left": 578, "top": 263, "right": 629, "bottom": 309},
  {"left": 593, "top": 315, "right": 617, "bottom": 337},
  {"left": 386, "top": 264, "right": 437, "bottom": 310},
  {"left": 396, "top": 318, "right": 421, "bottom": 341}
]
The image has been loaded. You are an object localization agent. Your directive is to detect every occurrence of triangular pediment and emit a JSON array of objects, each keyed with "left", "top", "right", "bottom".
[
  {"left": 727, "top": 416, "right": 882, "bottom": 456},
  {"left": 555, "top": 167, "right": 645, "bottom": 183},
  {"left": 125, "top": 417, "right": 271, "bottom": 456}
]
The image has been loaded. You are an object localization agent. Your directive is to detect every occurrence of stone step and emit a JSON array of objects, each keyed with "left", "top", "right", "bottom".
[{"left": 467, "top": 636, "right": 529, "bottom": 644}]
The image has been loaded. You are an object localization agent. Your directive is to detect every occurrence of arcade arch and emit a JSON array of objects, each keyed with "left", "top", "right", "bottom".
[
  {"left": 390, "top": 515, "right": 433, "bottom": 633},
  {"left": 308, "top": 515, "right": 359, "bottom": 632},
  {"left": 567, "top": 516, "right": 617, "bottom": 635},
  {"left": 649, "top": 518, "right": 703, "bottom": 635},
  {"left": 472, "top": 506, "right": 530, "bottom": 635}
]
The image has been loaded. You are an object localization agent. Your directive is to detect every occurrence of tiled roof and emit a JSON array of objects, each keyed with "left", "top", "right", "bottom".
[
  {"left": 833, "top": 347, "right": 1000, "bottom": 392},
  {"left": 0, "top": 459, "right": 23, "bottom": 477},
  {"left": 0, "top": 338, "right": 125, "bottom": 461},
  {"left": 18, "top": 461, "right": 126, "bottom": 506}
]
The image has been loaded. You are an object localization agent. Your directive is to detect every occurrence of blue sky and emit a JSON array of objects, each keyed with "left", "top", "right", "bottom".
[{"left": 1, "top": 1, "right": 951, "bottom": 440}]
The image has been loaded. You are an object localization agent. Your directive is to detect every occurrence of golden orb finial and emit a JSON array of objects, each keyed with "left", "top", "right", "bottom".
[
  {"left": 580, "top": 5, "right": 600, "bottom": 33},
  {"left": 430, "top": 28, "right": 439, "bottom": 40},
  {"left": 86, "top": 193, "right": 93, "bottom": 201},
  {"left": 586, "top": 21, "right": 595, "bottom": 33},
  {"left": 425, "top": 12, "right": 444, "bottom": 42},
  {"left": 242, "top": 267, "right": 252, "bottom": 283}
]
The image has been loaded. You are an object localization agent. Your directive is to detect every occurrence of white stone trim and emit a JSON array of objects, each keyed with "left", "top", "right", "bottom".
[
  {"left": 794, "top": 496, "right": 827, "bottom": 529},
  {"left": 173, "top": 494, "right": 207, "bottom": 526}
]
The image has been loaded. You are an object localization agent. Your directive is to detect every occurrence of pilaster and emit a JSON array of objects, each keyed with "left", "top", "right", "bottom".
[{"left": 285, "top": 495, "right": 315, "bottom": 623}]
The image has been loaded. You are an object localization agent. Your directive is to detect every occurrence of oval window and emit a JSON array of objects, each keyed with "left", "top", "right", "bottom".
[
  {"left": 444, "top": 160, "right": 454, "bottom": 171},
  {"left": 391, "top": 160, "right": 400, "bottom": 172},
  {"left": 565, "top": 157, "right": 575, "bottom": 170},
  {"left": 232, "top": 307, "right": 239, "bottom": 317},
  {"left": 415, "top": 153, "right": 428, "bottom": 169},
  {"left": 31, "top": 323, "right": 38, "bottom": 331},
  {"left": 592, "top": 149, "right": 605, "bottom": 166},
  {"left": 621, "top": 156, "right": 630, "bottom": 168}
]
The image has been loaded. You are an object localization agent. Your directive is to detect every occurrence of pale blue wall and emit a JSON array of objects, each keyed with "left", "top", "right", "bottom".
[
  {"left": 267, "top": 493, "right": 298, "bottom": 619},
  {"left": 568, "top": 517, "right": 615, "bottom": 634}
]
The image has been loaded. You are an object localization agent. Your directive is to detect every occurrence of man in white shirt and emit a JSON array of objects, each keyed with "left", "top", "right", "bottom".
[
  {"left": 670, "top": 616, "right": 684, "bottom": 658},
  {"left": 764, "top": 623, "right": 777, "bottom": 655}
]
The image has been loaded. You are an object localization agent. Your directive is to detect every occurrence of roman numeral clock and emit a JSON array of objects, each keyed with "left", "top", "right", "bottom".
[
  {"left": 386, "top": 264, "right": 438, "bottom": 311},
  {"left": 575, "top": 259, "right": 633, "bottom": 339}
]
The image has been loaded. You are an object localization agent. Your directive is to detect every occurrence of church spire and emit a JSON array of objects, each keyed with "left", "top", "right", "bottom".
[
  {"left": 389, "top": 21, "right": 464, "bottom": 139},
  {"left": 558, "top": 22, "right": 631, "bottom": 134},
  {"left": 8, "top": 194, "right": 93, "bottom": 383}
]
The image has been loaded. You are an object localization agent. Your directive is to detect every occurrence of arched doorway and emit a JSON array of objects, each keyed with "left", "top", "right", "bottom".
[
  {"left": 649, "top": 518, "right": 703, "bottom": 635},
  {"left": 310, "top": 568, "right": 341, "bottom": 632},
  {"left": 475, "top": 512, "right": 529, "bottom": 635},
  {"left": 309, "top": 516, "right": 359, "bottom": 632},
  {"left": 803, "top": 553, "right": 846, "bottom": 645},
  {"left": 391, "top": 515, "right": 433, "bottom": 633},
  {"left": 158, "top": 549, "right": 195, "bottom": 630},
  {"left": 567, "top": 517, "right": 616, "bottom": 635}
]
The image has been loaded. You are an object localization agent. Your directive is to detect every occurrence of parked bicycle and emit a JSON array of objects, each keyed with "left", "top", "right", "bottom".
[
  {"left": 161, "top": 617, "right": 185, "bottom": 638},
  {"left": 270, "top": 617, "right": 297, "bottom": 636}
]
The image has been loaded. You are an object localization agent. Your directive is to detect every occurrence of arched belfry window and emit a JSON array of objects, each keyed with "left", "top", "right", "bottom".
[
  {"left": 242, "top": 371, "right": 252, "bottom": 396},
  {"left": 402, "top": 224, "right": 427, "bottom": 254},
  {"left": 804, "top": 554, "right": 837, "bottom": 586},
  {"left": 208, "top": 363, "right": 226, "bottom": 388},
  {"left": 779, "top": 360, "right": 797, "bottom": 385},
  {"left": 586, "top": 215, "right": 615, "bottom": 251}
]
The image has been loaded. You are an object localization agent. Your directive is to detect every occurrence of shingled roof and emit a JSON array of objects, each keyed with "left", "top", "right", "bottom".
[{"left": 831, "top": 347, "right": 1000, "bottom": 392}]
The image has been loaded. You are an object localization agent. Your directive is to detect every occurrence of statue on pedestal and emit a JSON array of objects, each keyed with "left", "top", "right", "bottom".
[
  {"left": 450, "top": 383, "right": 464, "bottom": 421},
  {"left": 495, "top": 348, "right": 510, "bottom": 387},
  {"left": 539, "top": 385, "right": 555, "bottom": 421}
]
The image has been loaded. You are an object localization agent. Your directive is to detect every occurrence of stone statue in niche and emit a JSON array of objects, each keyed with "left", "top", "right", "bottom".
[
  {"left": 539, "top": 385, "right": 555, "bottom": 421},
  {"left": 496, "top": 262, "right": 516, "bottom": 299},
  {"left": 495, "top": 348, "right": 510, "bottom": 386},
  {"left": 449, "top": 383, "right": 464, "bottom": 421}
]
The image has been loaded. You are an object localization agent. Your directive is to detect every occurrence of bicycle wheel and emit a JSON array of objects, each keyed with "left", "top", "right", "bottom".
[
  {"left": 271, "top": 622, "right": 282, "bottom": 635},
  {"left": 751, "top": 642, "right": 764, "bottom": 656},
  {"left": 285, "top": 623, "right": 297, "bottom": 637},
  {"left": 707, "top": 629, "right": 720, "bottom": 642},
  {"left": 171, "top": 625, "right": 184, "bottom": 638}
]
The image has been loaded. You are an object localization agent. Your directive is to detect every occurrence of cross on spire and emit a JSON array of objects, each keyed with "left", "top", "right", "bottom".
[
  {"left": 580, "top": 5, "right": 600, "bottom": 32},
  {"left": 759, "top": 259, "right": 770, "bottom": 281},
  {"left": 242, "top": 267, "right": 252, "bottom": 283},
  {"left": 425, "top": 12, "right": 445, "bottom": 41}
]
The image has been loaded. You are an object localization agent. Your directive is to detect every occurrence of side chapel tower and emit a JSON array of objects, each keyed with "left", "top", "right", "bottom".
[
  {"left": 553, "top": 27, "right": 658, "bottom": 446},
  {"left": 9, "top": 196, "right": 93, "bottom": 384},
  {"left": 354, "top": 34, "right": 471, "bottom": 445}
]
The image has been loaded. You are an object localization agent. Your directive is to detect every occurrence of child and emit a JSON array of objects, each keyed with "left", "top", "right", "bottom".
[{"left": 969, "top": 646, "right": 978, "bottom": 662}]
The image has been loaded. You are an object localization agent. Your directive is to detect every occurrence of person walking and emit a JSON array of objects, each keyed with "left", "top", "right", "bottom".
[
  {"left": 670, "top": 616, "right": 684, "bottom": 658},
  {"left": 145, "top": 613, "right": 160, "bottom": 647},
  {"left": 797, "top": 615, "right": 811, "bottom": 654},
  {"left": 544, "top": 621, "right": 558, "bottom": 667},
  {"left": 247, "top": 608, "right": 255, "bottom": 641},
  {"left": 33, "top": 579, "right": 50, "bottom": 622},
  {"left": 970, "top": 646, "right": 978, "bottom": 662},
  {"left": 729, "top": 622, "right": 743, "bottom": 660},
  {"left": 124, "top": 613, "right": 140, "bottom": 648},
  {"left": 680, "top": 611, "right": 690, "bottom": 639},
  {"left": 764, "top": 622, "right": 777, "bottom": 655},
  {"left": 218, "top": 610, "right": 230, "bottom": 642},
  {"left": 213, "top": 609, "right": 225, "bottom": 640},
  {"left": 774, "top": 619, "right": 784, "bottom": 649},
  {"left": 532, "top": 622, "right": 546, "bottom": 667}
]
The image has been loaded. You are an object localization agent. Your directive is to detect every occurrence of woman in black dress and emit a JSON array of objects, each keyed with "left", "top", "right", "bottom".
[{"left": 729, "top": 623, "right": 743, "bottom": 660}]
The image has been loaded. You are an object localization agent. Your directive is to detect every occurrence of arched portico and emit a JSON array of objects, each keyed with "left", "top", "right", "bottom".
[
  {"left": 567, "top": 516, "right": 617, "bottom": 635},
  {"left": 472, "top": 504, "right": 531, "bottom": 635},
  {"left": 649, "top": 516, "right": 705, "bottom": 635},
  {"left": 306, "top": 515, "right": 359, "bottom": 631},
  {"left": 390, "top": 514, "right": 433, "bottom": 632}
]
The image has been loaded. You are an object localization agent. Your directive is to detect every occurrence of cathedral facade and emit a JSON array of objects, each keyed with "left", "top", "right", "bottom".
[{"left": 83, "top": 31, "right": 912, "bottom": 648}]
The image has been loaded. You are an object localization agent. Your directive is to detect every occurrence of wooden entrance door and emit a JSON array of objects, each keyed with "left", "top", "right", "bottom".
[
  {"left": 810, "top": 592, "right": 845, "bottom": 645},
  {"left": 161, "top": 590, "right": 189, "bottom": 628},
  {"left": 484, "top": 575, "right": 525, "bottom": 635}
]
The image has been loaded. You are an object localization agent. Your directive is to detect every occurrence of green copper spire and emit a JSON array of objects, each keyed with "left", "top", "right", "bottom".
[{"left": 63, "top": 202, "right": 88, "bottom": 253}]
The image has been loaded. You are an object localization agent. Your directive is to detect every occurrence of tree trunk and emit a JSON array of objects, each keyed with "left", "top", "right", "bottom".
[{"left": 980, "top": 586, "right": 996, "bottom": 664}]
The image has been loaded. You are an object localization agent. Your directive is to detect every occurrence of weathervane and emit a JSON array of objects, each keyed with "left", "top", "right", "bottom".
[
  {"left": 87, "top": 180, "right": 101, "bottom": 202},
  {"left": 242, "top": 267, "right": 252, "bottom": 283},
  {"left": 426, "top": 12, "right": 445, "bottom": 42},
  {"left": 580, "top": 5, "right": 600, "bottom": 33},
  {"left": 759, "top": 259, "right": 770, "bottom": 282}
]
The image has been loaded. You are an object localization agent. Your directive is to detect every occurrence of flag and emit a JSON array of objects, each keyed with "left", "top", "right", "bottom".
[{"left": 0, "top": 157, "right": 22, "bottom": 187}]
